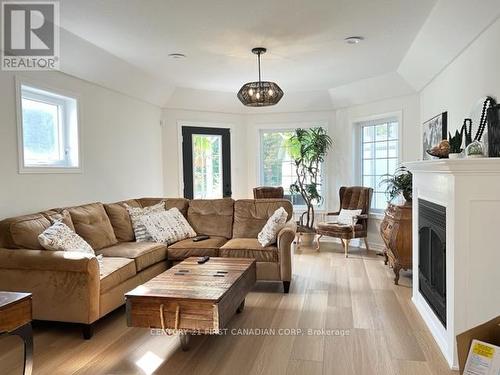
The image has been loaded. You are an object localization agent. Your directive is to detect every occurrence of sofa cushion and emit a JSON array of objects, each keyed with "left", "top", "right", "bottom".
[
  {"left": 96, "top": 242, "right": 167, "bottom": 272},
  {"left": 233, "top": 199, "right": 293, "bottom": 238},
  {"left": 219, "top": 238, "right": 278, "bottom": 262},
  {"left": 99, "top": 257, "right": 136, "bottom": 293},
  {"left": 0, "top": 213, "right": 51, "bottom": 249},
  {"left": 167, "top": 236, "right": 227, "bottom": 260},
  {"left": 138, "top": 198, "right": 189, "bottom": 217},
  {"left": 187, "top": 199, "right": 234, "bottom": 239},
  {"left": 104, "top": 199, "right": 141, "bottom": 242},
  {"left": 67, "top": 203, "right": 118, "bottom": 250}
]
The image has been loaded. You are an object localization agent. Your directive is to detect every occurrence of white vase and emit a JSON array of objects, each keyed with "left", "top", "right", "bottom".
[{"left": 448, "top": 153, "right": 461, "bottom": 159}]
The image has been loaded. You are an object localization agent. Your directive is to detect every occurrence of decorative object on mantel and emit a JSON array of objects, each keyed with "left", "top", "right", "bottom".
[
  {"left": 487, "top": 104, "right": 500, "bottom": 157},
  {"left": 287, "top": 127, "right": 332, "bottom": 248},
  {"left": 465, "top": 140, "right": 485, "bottom": 158},
  {"left": 448, "top": 129, "right": 464, "bottom": 159},
  {"left": 469, "top": 96, "right": 497, "bottom": 156},
  {"left": 237, "top": 47, "right": 284, "bottom": 107},
  {"left": 379, "top": 166, "right": 413, "bottom": 284},
  {"left": 426, "top": 139, "right": 450, "bottom": 159},
  {"left": 423, "top": 112, "right": 447, "bottom": 160},
  {"left": 461, "top": 118, "right": 473, "bottom": 147}
]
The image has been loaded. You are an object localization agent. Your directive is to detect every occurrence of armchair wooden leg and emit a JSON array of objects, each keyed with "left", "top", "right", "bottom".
[
  {"left": 344, "top": 239, "right": 350, "bottom": 258},
  {"left": 363, "top": 237, "right": 370, "bottom": 252},
  {"left": 315, "top": 235, "right": 322, "bottom": 252}
]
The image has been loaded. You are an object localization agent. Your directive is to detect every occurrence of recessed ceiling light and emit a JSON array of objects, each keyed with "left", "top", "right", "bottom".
[
  {"left": 345, "top": 36, "right": 364, "bottom": 45},
  {"left": 168, "top": 53, "right": 186, "bottom": 59}
]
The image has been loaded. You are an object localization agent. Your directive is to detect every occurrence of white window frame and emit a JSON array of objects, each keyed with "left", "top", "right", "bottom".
[
  {"left": 15, "top": 77, "right": 82, "bottom": 174},
  {"left": 258, "top": 123, "right": 328, "bottom": 211},
  {"left": 354, "top": 112, "right": 402, "bottom": 216}
]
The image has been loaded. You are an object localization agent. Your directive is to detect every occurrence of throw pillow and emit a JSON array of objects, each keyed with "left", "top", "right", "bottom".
[
  {"left": 124, "top": 202, "right": 165, "bottom": 242},
  {"left": 258, "top": 207, "right": 288, "bottom": 247},
  {"left": 337, "top": 209, "right": 362, "bottom": 225},
  {"left": 38, "top": 221, "right": 94, "bottom": 255},
  {"left": 140, "top": 207, "right": 196, "bottom": 245}
]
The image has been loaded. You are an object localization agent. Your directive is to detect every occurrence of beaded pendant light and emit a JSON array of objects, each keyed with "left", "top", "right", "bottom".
[{"left": 237, "top": 47, "right": 283, "bottom": 107}]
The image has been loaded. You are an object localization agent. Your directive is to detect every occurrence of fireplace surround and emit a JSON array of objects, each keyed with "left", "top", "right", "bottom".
[{"left": 406, "top": 158, "right": 500, "bottom": 370}]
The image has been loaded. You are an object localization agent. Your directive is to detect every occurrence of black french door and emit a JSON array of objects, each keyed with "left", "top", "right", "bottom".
[{"left": 181, "top": 126, "right": 232, "bottom": 199}]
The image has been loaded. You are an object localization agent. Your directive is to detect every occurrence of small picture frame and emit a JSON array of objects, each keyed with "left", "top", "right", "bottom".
[{"left": 422, "top": 112, "right": 447, "bottom": 160}]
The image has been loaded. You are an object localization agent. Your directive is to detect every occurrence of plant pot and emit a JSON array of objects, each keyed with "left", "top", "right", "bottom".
[
  {"left": 298, "top": 232, "right": 316, "bottom": 248},
  {"left": 448, "top": 153, "right": 461, "bottom": 159}
]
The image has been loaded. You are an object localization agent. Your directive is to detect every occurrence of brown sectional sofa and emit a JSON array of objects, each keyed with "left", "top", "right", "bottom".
[{"left": 0, "top": 197, "right": 295, "bottom": 338}]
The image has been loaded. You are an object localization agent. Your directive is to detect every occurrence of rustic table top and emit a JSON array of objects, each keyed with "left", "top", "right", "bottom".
[
  {"left": 0, "top": 292, "right": 31, "bottom": 311},
  {"left": 126, "top": 257, "right": 256, "bottom": 302}
]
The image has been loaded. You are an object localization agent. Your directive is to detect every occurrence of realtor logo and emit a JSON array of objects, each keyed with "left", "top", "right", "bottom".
[{"left": 1, "top": 1, "right": 60, "bottom": 70}]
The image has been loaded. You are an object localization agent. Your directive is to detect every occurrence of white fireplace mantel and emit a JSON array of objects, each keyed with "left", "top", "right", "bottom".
[{"left": 405, "top": 158, "right": 500, "bottom": 370}]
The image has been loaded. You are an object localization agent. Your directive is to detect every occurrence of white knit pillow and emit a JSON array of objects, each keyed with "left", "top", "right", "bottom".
[
  {"left": 124, "top": 202, "right": 165, "bottom": 242},
  {"left": 258, "top": 207, "right": 288, "bottom": 247},
  {"left": 337, "top": 209, "right": 362, "bottom": 225},
  {"left": 140, "top": 207, "right": 196, "bottom": 245},
  {"left": 38, "top": 221, "right": 94, "bottom": 255}
]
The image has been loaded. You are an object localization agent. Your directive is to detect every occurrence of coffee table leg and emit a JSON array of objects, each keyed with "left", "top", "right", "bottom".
[
  {"left": 236, "top": 299, "right": 245, "bottom": 314},
  {"left": 11, "top": 323, "right": 33, "bottom": 375},
  {"left": 180, "top": 333, "right": 190, "bottom": 351}
]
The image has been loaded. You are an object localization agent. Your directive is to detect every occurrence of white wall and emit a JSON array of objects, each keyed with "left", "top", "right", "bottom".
[
  {"left": 420, "top": 16, "right": 500, "bottom": 136},
  {"left": 0, "top": 71, "right": 163, "bottom": 218}
]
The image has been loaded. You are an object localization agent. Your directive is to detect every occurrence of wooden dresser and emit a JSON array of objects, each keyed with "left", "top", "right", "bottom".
[{"left": 380, "top": 199, "right": 412, "bottom": 285}]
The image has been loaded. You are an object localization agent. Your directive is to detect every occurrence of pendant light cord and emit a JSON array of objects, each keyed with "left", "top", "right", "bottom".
[{"left": 257, "top": 52, "right": 262, "bottom": 87}]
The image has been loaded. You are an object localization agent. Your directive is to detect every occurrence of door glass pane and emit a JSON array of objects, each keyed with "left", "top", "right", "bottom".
[
  {"left": 22, "top": 97, "right": 61, "bottom": 165},
  {"left": 192, "top": 134, "right": 222, "bottom": 199}
]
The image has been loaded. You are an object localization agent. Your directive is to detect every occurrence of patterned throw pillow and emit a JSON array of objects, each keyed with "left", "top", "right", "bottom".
[
  {"left": 337, "top": 209, "right": 362, "bottom": 225},
  {"left": 140, "top": 207, "right": 196, "bottom": 245},
  {"left": 38, "top": 221, "right": 94, "bottom": 255},
  {"left": 124, "top": 202, "right": 165, "bottom": 242},
  {"left": 258, "top": 207, "right": 288, "bottom": 247}
]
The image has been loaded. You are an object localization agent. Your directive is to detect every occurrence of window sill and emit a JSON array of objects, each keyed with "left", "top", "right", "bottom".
[
  {"left": 369, "top": 211, "right": 385, "bottom": 220},
  {"left": 19, "top": 166, "right": 82, "bottom": 174}
]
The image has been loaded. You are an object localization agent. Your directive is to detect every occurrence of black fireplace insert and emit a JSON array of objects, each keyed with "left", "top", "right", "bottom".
[{"left": 418, "top": 199, "right": 447, "bottom": 327}]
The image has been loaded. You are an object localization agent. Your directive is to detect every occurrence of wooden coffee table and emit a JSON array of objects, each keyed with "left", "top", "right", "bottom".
[
  {"left": 0, "top": 292, "right": 33, "bottom": 375},
  {"left": 125, "top": 257, "right": 256, "bottom": 350}
]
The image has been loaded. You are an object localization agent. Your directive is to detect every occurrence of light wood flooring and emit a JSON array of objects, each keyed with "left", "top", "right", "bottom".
[{"left": 0, "top": 242, "right": 458, "bottom": 375}]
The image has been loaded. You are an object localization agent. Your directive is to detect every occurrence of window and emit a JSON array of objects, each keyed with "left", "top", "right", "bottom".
[
  {"left": 17, "top": 81, "right": 80, "bottom": 172},
  {"left": 260, "top": 129, "right": 324, "bottom": 207},
  {"left": 359, "top": 117, "right": 399, "bottom": 212}
]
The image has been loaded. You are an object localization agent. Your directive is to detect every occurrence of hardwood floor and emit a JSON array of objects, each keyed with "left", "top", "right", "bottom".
[{"left": 0, "top": 242, "right": 458, "bottom": 375}]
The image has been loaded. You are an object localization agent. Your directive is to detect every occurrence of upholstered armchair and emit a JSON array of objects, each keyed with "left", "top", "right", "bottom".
[
  {"left": 253, "top": 186, "right": 284, "bottom": 199},
  {"left": 316, "top": 186, "right": 373, "bottom": 257}
]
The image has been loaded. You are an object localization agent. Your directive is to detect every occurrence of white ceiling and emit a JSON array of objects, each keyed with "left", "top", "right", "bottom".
[{"left": 60, "top": 0, "right": 436, "bottom": 94}]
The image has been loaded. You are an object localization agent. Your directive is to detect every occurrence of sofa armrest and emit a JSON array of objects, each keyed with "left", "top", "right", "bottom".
[
  {"left": 0, "top": 248, "right": 100, "bottom": 324},
  {"left": 0, "top": 248, "right": 98, "bottom": 273},
  {"left": 277, "top": 220, "right": 297, "bottom": 282}
]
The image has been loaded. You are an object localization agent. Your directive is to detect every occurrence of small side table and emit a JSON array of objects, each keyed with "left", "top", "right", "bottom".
[{"left": 0, "top": 292, "right": 33, "bottom": 375}]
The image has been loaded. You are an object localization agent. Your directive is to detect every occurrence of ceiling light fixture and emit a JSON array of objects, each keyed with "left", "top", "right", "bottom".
[
  {"left": 237, "top": 47, "right": 283, "bottom": 107},
  {"left": 168, "top": 53, "right": 186, "bottom": 59},
  {"left": 344, "top": 36, "right": 364, "bottom": 45}
]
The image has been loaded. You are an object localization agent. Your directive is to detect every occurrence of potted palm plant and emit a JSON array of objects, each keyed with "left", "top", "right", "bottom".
[{"left": 287, "top": 128, "right": 332, "bottom": 244}]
